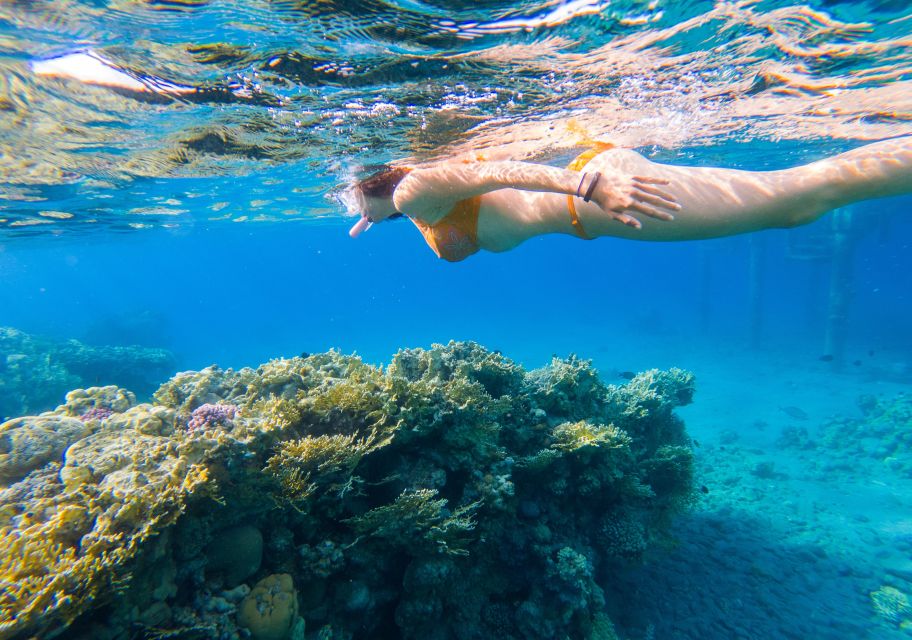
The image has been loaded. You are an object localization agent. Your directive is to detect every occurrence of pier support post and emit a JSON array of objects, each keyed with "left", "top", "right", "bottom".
[
  {"left": 748, "top": 235, "right": 765, "bottom": 349},
  {"left": 823, "top": 208, "right": 855, "bottom": 369}
]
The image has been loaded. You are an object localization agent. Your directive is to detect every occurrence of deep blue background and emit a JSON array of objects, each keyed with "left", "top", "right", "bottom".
[{"left": 1, "top": 186, "right": 909, "bottom": 376}]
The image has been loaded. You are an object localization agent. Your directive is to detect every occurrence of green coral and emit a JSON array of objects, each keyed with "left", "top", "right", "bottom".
[
  {"left": 346, "top": 488, "right": 478, "bottom": 556},
  {"left": 265, "top": 431, "right": 388, "bottom": 505},
  {"left": 820, "top": 394, "right": 912, "bottom": 476},
  {"left": 0, "top": 326, "right": 174, "bottom": 420}
]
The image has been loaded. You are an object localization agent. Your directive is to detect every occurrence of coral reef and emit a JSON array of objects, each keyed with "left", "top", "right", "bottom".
[
  {"left": 0, "top": 341, "right": 695, "bottom": 640},
  {"left": 0, "top": 326, "right": 176, "bottom": 420},
  {"left": 816, "top": 393, "right": 912, "bottom": 475}
]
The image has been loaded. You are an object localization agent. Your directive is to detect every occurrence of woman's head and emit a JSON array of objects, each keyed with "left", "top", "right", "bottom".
[
  {"left": 345, "top": 165, "right": 411, "bottom": 238},
  {"left": 356, "top": 166, "right": 411, "bottom": 200}
]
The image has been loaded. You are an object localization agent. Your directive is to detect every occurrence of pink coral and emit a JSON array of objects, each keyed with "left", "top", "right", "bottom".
[
  {"left": 186, "top": 403, "right": 238, "bottom": 432},
  {"left": 79, "top": 407, "right": 114, "bottom": 422}
]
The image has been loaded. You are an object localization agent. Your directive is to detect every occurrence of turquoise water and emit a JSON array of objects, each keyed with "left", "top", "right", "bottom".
[{"left": 1, "top": 1, "right": 912, "bottom": 639}]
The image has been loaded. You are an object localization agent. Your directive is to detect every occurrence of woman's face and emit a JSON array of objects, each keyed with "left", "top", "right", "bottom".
[{"left": 359, "top": 192, "right": 399, "bottom": 223}]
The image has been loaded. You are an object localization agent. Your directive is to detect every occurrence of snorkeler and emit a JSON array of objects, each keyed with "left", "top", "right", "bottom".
[{"left": 346, "top": 136, "right": 912, "bottom": 262}]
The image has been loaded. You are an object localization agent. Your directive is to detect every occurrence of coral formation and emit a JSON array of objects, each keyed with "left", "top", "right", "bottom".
[
  {"left": 238, "top": 573, "right": 304, "bottom": 640},
  {"left": 186, "top": 402, "right": 239, "bottom": 432},
  {"left": 871, "top": 585, "right": 912, "bottom": 625},
  {"left": 819, "top": 393, "right": 912, "bottom": 474},
  {"left": 0, "top": 341, "right": 695, "bottom": 639},
  {"left": 0, "top": 326, "right": 175, "bottom": 420},
  {"left": 206, "top": 524, "right": 264, "bottom": 587}
]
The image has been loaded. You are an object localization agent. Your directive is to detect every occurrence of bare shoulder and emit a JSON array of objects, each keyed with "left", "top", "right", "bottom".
[{"left": 392, "top": 167, "right": 454, "bottom": 224}]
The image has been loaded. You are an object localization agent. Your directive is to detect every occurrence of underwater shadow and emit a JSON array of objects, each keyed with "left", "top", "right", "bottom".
[{"left": 604, "top": 508, "right": 884, "bottom": 640}]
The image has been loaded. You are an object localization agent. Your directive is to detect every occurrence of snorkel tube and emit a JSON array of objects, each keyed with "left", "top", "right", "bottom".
[
  {"left": 348, "top": 216, "right": 372, "bottom": 238},
  {"left": 340, "top": 185, "right": 372, "bottom": 238}
]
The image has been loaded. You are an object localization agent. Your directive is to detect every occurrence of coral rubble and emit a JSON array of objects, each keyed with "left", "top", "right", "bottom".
[{"left": 0, "top": 341, "right": 695, "bottom": 640}]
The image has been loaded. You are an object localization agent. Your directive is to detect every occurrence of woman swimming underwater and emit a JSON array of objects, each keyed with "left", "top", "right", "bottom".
[{"left": 347, "top": 136, "right": 912, "bottom": 262}]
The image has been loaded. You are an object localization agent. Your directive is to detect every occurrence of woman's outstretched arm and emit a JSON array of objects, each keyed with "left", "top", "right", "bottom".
[
  {"left": 562, "top": 137, "right": 912, "bottom": 244},
  {"left": 392, "top": 160, "right": 678, "bottom": 227}
]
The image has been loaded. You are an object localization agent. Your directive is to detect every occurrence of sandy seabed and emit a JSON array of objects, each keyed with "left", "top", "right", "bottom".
[{"left": 593, "top": 338, "right": 912, "bottom": 640}]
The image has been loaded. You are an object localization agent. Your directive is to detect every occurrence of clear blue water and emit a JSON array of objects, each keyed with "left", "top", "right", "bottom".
[
  {"left": 2, "top": 194, "right": 911, "bottom": 372},
  {"left": 2, "top": 0, "right": 912, "bottom": 638}
]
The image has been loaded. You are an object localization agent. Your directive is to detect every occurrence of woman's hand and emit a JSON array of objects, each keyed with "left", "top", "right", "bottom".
[{"left": 584, "top": 172, "right": 680, "bottom": 229}]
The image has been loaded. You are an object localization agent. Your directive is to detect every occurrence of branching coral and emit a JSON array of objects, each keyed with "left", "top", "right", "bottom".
[
  {"left": 346, "top": 488, "right": 479, "bottom": 557},
  {"left": 0, "top": 430, "right": 211, "bottom": 638},
  {"left": 265, "top": 430, "right": 389, "bottom": 505}
]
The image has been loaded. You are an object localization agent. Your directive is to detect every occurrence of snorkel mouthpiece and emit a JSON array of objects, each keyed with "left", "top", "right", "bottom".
[{"left": 348, "top": 216, "right": 372, "bottom": 238}]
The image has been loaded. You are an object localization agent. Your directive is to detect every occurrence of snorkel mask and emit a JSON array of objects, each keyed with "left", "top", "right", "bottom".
[{"left": 342, "top": 165, "right": 409, "bottom": 237}]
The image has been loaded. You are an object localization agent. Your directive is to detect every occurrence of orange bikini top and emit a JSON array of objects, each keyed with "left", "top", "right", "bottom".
[{"left": 411, "top": 196, "right": 482, "bottom": 263}]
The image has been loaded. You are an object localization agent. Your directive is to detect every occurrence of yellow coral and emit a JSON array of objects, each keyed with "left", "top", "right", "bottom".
[
  {"left": 237, "top": 573, "right": 302, "bottom": 640},
  {"left": 0, "top": 428, "right": 212, "bottom": 638},
  {"left": 551, "top": 421, "right": 632, "bottom": 452},
  {"left": 249, "top": 395, "right": 304, "bottom": 432}
]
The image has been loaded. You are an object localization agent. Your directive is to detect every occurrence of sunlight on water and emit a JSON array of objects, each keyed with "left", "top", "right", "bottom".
[{"left": 0, "top": 0, "right": 910, "bottom": 236}]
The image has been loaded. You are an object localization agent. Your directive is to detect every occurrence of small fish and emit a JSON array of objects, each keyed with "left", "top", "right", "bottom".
[
  {"left": 869, "top": 349, "right": 876, "bottom": 357},
  {"left": 700, "top": 485, "right": 710, "bottom": 494},
  {"left": 853, "top": 360, "right": 862, "bottom": 367},
  {"left": 692, "top": 439, "right": 701, "bottom": 447},
  {"left": 779, "top": 406, "right": 809, "bottom": 420},
  {"left": 819, "top": 354, "right": 834, "bottom": 362},
  {"left": 618, "top": 371, "right": 636, "bottom": 380},
  {"left": 300, "top": 351, "right": 310, "bottom": 358}
]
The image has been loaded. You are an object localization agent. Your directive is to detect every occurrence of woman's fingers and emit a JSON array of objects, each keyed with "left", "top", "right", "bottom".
[
  {"left": 598, "top": 174, "right": 677, "bottom": 227},
  {"left": 636, "top": 183, "right": 678, "bottom": 206},
  {"left": 633, "top": 190, "right": 678, "bottom": 214},
  {"left": 612, "top": 212, "right": 642, "bottom": 229},
  {"left": 633, "top": 175, "right": 670, "bottom": 186},
  {"left": 629, "top": 201, "right": 673, "bottom": 220}
]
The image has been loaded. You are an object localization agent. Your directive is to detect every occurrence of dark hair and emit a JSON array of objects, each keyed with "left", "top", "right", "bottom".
[{"left": 357, "top": 166, "right": 411, "bottom": 198}]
